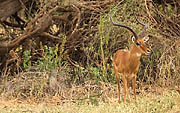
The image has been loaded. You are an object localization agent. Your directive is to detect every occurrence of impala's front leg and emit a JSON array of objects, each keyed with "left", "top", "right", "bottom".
[
  {"left": 132, "top": 75, "right": 137, "bottom": 101},
  {"left": 127, "top": 76, "right": 131, "bottom": 100}
]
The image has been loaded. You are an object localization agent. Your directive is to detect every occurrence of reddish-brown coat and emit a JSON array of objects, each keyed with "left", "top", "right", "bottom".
[{"left": 113, "top": 37, "right": 150, "bottom": 103}]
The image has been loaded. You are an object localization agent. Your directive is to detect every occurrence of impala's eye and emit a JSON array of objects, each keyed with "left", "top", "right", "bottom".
[{"left": 136, "top": 42, "right": 140, "bottom": 46}]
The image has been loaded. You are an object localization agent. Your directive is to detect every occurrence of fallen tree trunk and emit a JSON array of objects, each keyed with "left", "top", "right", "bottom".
[{"left": 0, "top": 0, "right": 30, "bottom": 21}]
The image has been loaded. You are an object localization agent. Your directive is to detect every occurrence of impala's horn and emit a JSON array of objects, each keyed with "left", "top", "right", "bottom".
[
  {"left": 134, "top": 13, "right": 148, "bottom": 38},
  {"left": 110, "top": 2, "right": 138, "bottom": 40}
]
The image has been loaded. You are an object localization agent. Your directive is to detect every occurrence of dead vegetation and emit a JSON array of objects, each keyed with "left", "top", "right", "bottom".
[
  {"left": 0, "top": 0, "right": 115, "bottom": 73},
  {"left": 0, "top": 0, "right": 180, "bottom": 102}
]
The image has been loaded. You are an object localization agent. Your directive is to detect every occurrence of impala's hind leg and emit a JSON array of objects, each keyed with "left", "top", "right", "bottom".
[
  {"left": 114, "top": 66, "right": 121, "bottom": 103},
  {"left": 122, "top": 73, "right": 127, "bottom": 103}
]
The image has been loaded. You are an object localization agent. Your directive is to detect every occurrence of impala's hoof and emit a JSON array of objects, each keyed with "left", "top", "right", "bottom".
[{"left": 118, "top": 99, "right": 122, "bottom": 103}]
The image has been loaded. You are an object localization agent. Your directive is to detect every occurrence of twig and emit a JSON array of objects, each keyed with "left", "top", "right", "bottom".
[
  {"left": 70, "top": 4, "right": 81, "bottom": 37},
  {"left": 144, "top": 0, "right": 157, "bottom": 24}
]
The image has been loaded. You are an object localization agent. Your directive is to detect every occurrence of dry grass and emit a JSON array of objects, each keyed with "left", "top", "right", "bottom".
[{"left": 0, "top": 85, "right": 180, "bottom": 113}]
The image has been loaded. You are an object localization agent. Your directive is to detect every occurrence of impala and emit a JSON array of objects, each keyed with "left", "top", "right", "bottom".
[{"left": 110, "top": 8, "right": 151, "bottom": 103}]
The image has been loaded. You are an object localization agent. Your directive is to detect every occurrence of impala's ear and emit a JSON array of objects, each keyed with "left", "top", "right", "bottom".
[
  {"left": 143, "top": 36, "right": 149, "bottom": 42},
  {"left": 132, "top": 36, "right": 136, "bottom": 43}
]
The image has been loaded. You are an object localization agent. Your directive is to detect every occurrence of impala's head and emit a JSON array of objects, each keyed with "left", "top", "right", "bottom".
[
  {"left": 110, "top": 8, "right": 151, "bottom": 55},
  {"left": 132, "top": 36, "right": 151, "bottom": 55}
]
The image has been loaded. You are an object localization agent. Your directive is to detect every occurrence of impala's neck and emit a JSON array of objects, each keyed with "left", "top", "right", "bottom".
[
  {"left": 129, "top": 44, "right": 141, "bottom": 60},
  {"left": 126, "top": 43, "right": 141, "bottom": 72}
]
